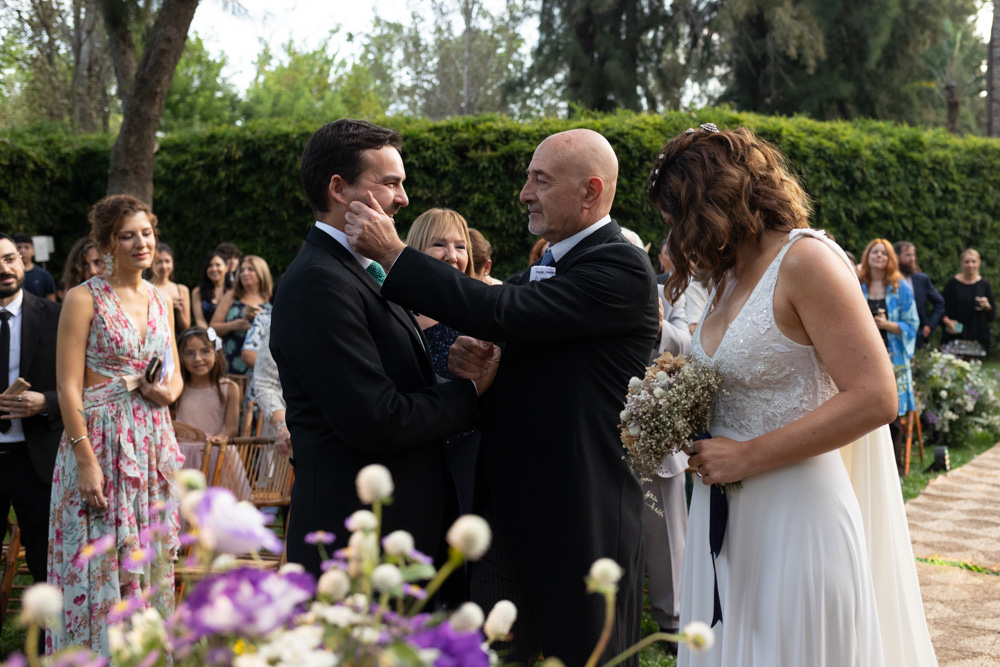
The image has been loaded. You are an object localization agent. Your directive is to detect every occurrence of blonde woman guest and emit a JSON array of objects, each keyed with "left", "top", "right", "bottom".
[
  {"left": 405, "top": 208, "right": 478, "bottom": 514},
  {"left": 211, "top": 255, "right": 272, "bottom": 375},
  {"left": 48, "top": 195, "right": 183, "bottom": 655},
  {"left": 941, "top": 248, "right": 995, "bottom": 357},
  {"left": 149, "top": 242, "right": 191, "bottom": 334},
  {"left": 469, "top": 228, "right": 502, "bottom": 285}
]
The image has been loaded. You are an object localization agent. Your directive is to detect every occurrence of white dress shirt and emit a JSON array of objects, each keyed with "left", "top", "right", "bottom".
[
  {"left": 547, "top": 214, "right": 613, "bottom": 263},
  {"left": 315, "top": 221, "right": 378, "bottom": 270},
  {"left": 0, "top": 290, "right": 25, "bottom": 443}
]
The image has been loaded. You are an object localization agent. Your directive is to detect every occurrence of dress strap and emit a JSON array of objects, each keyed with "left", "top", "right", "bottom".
[{"left": 786, "top": 228, "right": 857, "bottom": 277}]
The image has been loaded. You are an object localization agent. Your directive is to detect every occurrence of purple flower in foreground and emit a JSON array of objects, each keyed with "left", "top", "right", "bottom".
[
  {"left": 0, "top": 653, "right": 27, "bottom": 667},
  {"left": 305, "top": 530, "right": 335, "bottom": 545},
  {"left": 173, "top": 567, "right": 315, "bottom": 645},
  {"left": 924, "top": 411, "right": 940, "bottom": 426},
  {"left": 194, "top": 488, "right": 283, "bottom": 554},
  {"left": 410, "top": 622, "right": 489, "bottom": 667},
  {"left": 73, "top": 534, "right": 116, "bottom": 569}
]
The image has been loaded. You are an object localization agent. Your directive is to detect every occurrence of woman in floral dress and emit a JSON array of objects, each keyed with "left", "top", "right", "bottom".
[{"left": 47, "top": 194, "right": 184, "bottom": 655}]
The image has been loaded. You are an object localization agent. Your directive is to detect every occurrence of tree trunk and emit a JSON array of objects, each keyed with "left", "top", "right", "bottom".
[
  {"left": 461, "top": 0, "right": 474, "bottom": 115},
  {"left": 105, "top": 0, "right": 199, "bottom": 203},
  {"left": 988, "top": 1, "right": 1000, "bottom": 137},
  {"left": 101, "top": 0, "right": 138, "bottom": 105},
  {"left": 71, "top": 0, "right": 104, "bottom": 132},
  {"left": 946, "top": 83, "right": 959, "bottom": 135}
]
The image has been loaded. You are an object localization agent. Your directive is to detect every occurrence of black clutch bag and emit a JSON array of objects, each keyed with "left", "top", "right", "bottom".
[{"left": 144, "top": 357, "right": 162, "bottom": 383}]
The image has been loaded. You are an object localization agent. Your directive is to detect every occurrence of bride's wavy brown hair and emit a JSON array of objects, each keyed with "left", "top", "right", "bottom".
[{"left": 647, "top": 127, "right": 811, "bottom": 301}]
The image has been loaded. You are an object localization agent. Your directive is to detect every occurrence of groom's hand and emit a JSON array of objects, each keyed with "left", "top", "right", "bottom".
[
  {"left": 449, "top": 336, "right": 500, "bottom": 385},
  {"left": 345, "top": 191, "right": 407, "bottom": 267}
]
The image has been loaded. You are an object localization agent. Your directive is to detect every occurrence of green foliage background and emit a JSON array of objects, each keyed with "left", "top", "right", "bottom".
[{"left": 2, "top": 109, "right": 1000, "bottom": 292}]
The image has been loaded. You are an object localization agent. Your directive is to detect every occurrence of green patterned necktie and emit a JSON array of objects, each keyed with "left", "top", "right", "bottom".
[{"left": 366, "top": 261, "right": 386, "bottom": 286}]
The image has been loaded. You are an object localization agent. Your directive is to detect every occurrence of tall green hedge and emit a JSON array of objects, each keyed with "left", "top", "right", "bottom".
[{"left": 2, "top": 109, "right": 1000, "bottom": 295}]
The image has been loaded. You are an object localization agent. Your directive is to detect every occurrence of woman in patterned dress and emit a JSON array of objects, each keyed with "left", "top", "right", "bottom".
[
  {"left": 47, "top": 195, "right": 184, "bottom": 655},
  {"left": 210, "top": 255, "right": 272, "bottom": 375}
]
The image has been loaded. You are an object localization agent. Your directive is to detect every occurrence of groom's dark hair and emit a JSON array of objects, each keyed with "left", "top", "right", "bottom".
[{"left": 300, "top": 119, "right": 404, "bottom": 215}]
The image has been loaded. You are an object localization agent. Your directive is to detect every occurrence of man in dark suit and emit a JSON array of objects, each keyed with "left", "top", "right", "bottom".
[
  {"left": 269, "top": 120, "right": 492, "bottom": 576},
  {"left": 0, "top": 233, "right": 61, "bottom": 634},
  {"left": 347, "top": 129, "right": 658, "bottom": 665},
  {"left": 895, "top": 241, "right": 945, "bottom": 349}
]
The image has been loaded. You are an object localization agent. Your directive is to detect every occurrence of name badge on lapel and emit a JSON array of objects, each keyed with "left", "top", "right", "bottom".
[{"left": 529, "top": 266, "right": 556, "bottom": 282}]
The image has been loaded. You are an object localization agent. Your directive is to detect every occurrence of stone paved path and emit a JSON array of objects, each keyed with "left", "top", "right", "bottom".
[{"left": 908, "top": 443, "right": 1000, "bottom": 666}]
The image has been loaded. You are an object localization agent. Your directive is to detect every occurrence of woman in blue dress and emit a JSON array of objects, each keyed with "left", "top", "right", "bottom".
[{"left": 858, "top": 238, "right": 919, "bottom": 477}]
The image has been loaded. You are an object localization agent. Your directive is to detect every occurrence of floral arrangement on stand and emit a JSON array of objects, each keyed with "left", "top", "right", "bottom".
[
  {"left": 912, "top": 349, "right": 1000, "bottom": 448},
  {"left": 3, "top": 465, "right": 713, "bottom": 667}
]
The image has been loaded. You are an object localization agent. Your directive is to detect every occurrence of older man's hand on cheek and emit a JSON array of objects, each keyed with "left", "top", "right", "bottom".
[{"left": 345, "top": 191, "right": 407, "bottom": 267}]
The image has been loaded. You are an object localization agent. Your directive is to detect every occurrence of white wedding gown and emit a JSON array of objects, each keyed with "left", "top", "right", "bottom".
[{"left": 678, "top": 229, "right": 938, "bottom": 667}]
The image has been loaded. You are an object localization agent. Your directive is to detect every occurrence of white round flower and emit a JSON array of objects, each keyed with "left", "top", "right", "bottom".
[
  {"left": 589, "top": 558, "right": 623, "bottom": 587},
  {"left": 619, "top": 409, "right": 631, "bottom": 422},
  {"left": 20, "top": 583, "right": 61, "bottom": 626},
  {"left": 628, "top": 424, "right": 641, "bottom": 436},
  {"left": 383, "top": 530, "right": 415, "bottom": 557},
  {"left": 449, "top": 602, "right": 485, "bottom": 632},
  {"left": 653, "top": 388, "right": 666, "bottom": 399},
  {"left": 655, "top": 371, "right": 668, "bottom": 382},
  {"left": 372, "top": 563, "right": 403, "bottom": 591},
  {"left": 317, "top": 569, "right": 351, "bottom": 601},
  {"left": 179, "top": 489, "right": 204, "bottom": 523},
  {"left": 940, "top": 390, "right": 948, "bottom": 399},
  {"left": 211, "top": 554, "right": 238, "bottom": 570},
  {"left": 446, "top": 515, "right": 492, "bottom": 561},
  {"left": 279, "top": 562, "right": 306, "bottom": 575},
  {"left": 483, "top": 600, "right": 517, "bottom": 640},
  {"left": 628, "top": 376, "right": 643, "bottom": 390},
  {"left": 345, "top": 509, "right": 378, "bottom": 532},
  {"left": 356, "top": 464, "right": 395, "bottom": 504},
  {"left": 682, "top": 621, "right": 715, "bottom": 651},
  {"left": 175, "top": 468, "right": 206, "bottom": 494}
]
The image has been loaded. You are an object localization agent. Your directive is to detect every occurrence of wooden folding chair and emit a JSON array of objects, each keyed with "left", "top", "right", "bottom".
[
  {"left": 1, "top": 515, "right": 31, "bottom": 625},
  {"left": 902, "top": 407, "right": 925, "bottom": 476},
  {"left": 176, "top": 436, "right": 292, "bottom": 601},
  {"left": 239, "top": 400, "right": 264, "bottom": 438}
]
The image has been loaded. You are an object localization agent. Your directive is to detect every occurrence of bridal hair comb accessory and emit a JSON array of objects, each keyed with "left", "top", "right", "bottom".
[
  {"left": 206, "top": 327, "right": 223, "bottom": 351},
  {"left": 685, "top": 122, "right": 719, "bottom": 134},
  {"left": 103, "top": 252, "right": 114, "bottom": 276},
  {"left": 650, "top": 122, "right": 721, "bottom": 187}
]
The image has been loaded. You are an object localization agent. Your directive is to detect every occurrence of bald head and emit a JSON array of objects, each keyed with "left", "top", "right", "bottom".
[{"left": 520, "top": 129, "right": 620, "bottom": 243}]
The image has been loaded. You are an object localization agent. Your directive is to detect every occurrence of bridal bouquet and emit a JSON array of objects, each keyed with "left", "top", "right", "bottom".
[{"left": 619, "top": 351, "right": 722, "bottom": 478}]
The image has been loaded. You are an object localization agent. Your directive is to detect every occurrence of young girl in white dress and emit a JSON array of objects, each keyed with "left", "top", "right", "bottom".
[{"left": 647, "top": 125, "right": 937, "bottom": 667}]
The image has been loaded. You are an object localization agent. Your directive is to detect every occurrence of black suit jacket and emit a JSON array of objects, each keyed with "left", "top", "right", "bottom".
[
  {"left": 910, "top": 272, "right": 945, "bottom": 349},
  {"left": 16, "top": 292, "right": 62, "bottom": 482},
  {"left": 382, "top": 220, "right": 658, "bottom": 665},
  {"left": 269, "top": 227, "right": 479, "bottom": 575}
]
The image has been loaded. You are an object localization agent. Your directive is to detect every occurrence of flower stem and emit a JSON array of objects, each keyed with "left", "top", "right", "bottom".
[
  {"left": 584, "top": 593, "right": 616, "bottom": 667},
  {"left": 25, "top": 623, "right": 40, "bottom": 667},
  {"left": 408, "top": 549, "right": 463, "bottom": 615},
  {"left": 599, "top": 632, "right": 683, "bottom": 667}
]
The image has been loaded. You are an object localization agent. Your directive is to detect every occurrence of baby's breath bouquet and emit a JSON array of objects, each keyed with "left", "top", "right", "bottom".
[{"left": 619, "top": 351, "right": 722, "bottom": 478}]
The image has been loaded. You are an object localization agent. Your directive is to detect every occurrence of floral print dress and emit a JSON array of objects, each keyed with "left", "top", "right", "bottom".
[{"left": 47, "top": 276, "right": 183, "bottom": 656}]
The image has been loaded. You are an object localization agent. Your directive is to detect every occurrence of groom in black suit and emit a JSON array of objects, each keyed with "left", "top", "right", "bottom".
[
  {"left": 347, "top": 129, "right": 658, "bottom": 665},
  {"left": 269, "top": 120, "right": 491, "bottom": 576}
]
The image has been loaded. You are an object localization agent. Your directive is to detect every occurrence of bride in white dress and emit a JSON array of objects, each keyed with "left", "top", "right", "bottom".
[{"left": 647, "top": 126, "right": 938, "bottom": 666}]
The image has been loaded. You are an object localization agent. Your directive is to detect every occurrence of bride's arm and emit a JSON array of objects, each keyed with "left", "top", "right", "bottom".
[{"left": 691, "top": 238, "right": 898, "bottom": 485}]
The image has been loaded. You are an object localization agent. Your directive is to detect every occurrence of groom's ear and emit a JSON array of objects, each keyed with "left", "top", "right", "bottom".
[{"left": 328, "top": 174, "right": 350, "bottom": 207}]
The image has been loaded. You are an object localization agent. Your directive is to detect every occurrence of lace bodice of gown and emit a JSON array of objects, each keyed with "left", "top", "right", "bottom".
[{"left": 691, "top": 230, "right": 852, "bottom": 439}]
